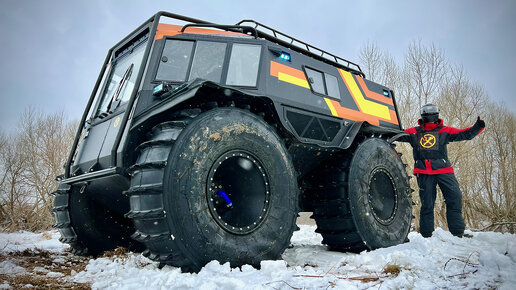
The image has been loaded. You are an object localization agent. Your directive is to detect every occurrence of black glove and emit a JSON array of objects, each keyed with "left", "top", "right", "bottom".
[{"left": 476, "top": 116, "right": 485, "bottom": 128}]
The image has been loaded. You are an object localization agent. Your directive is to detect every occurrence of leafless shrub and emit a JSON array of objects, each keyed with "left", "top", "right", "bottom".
[{"left": 0, "top": 108, "right": 76, "bottom": 232}]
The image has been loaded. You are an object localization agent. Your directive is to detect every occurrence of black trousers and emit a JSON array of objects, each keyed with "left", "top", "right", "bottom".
[{"left": 416, "top": 173, "right": 465, "bottom": 237}]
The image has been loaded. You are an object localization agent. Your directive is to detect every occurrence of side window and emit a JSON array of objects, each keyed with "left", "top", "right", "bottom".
[
  {"left": 226, "top": 44, "right": 262, "bottom": 86},
  {"left": 305, "top": 67, "right": 341, "bottom": 100},
  {"left": 324, "top": 73, "right": 341, "bottom": 100},
  {"left": 189, "top": 41, "right": 227, "bottom": 82},
  {"left": 305, "top": 68, "right": 325, "bottom": 94},
  {"left": 156, "top": 40, "right": 194, "bottom": 81}
]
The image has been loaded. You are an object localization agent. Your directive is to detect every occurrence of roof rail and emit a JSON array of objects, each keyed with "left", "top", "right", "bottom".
[{"left": 236, "top": 19, "right": 365, "bottom": 78}]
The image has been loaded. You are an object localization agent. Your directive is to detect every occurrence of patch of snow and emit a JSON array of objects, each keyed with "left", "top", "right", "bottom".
[
  {"left": 52, "top": 257, "right": 65, "bottom": 264},
  {"left": 0, "top": 230, "right": 68, "bottom": 253},
  {"left": 32, "top": 266, "right": 48, "bottom": 273},
  {"left": 0, "top": 260, "right": 26, "bottom": 275},
  {"left": 46, "top": 272, "right": 65, "bottom": 278},
  {"left": 0, "top": 282, "right": 10, "bottom": 289}
]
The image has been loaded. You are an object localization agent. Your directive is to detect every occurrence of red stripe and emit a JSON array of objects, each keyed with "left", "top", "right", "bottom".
[
  {"left": 404, "top": 127, "right": 417, "bottom": 134},
  {"left": 439, "top": 126, "right": 470, "bottom": 134},
  {"left": 414, "top": 167, "right": 455, "bottom": 175},
  {"left": 439, "top": 125, "right": 484, "bottom": 136},
  {"left": 425, "top": 159, "right": 432, "bottom": 170}
]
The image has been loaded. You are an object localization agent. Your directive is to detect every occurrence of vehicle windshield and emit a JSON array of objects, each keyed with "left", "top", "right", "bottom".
[{"left": 95, "top": 39, "right": 148, "bottom": 117}]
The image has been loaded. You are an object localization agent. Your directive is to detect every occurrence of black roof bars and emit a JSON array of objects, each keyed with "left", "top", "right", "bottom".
[
  {"left": 181, "top": 24, "right": 259, "bottom": 38},
  {"left": 236, "top": 19, "right": 365, "bottom": 78}
]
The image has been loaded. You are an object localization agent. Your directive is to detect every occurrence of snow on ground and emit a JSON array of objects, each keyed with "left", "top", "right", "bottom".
[
  {"left": 1, "top": 226, "right": 515, "bottom": 289},
  {"left": 0, "top": 230, "right": 67, "bottom": 253}
]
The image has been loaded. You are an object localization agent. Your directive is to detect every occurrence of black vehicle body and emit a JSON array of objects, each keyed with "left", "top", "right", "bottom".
[{"left": 54, "top": 12, "right": 410, "bottom": 269}]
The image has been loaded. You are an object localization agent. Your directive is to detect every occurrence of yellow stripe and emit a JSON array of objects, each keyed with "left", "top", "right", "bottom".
[
  {"left": 324, "top": 98, "right": 338, "bottom": 116},
  {"left": 278, "top": 72, "right": 310, "bottom": 88},
  {"left": 339, "top": 69, "right": 391, "bottom": 120}
]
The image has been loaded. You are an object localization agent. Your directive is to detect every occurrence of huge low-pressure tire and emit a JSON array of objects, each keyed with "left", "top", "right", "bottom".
[
  {"left": 52, "top": 184, "right": 141, "bottom": 256},
  {"left": 310, "top": 138, "right": 412, "bottom": 252},
  {"left": 127, "top": 108, "right": 298, "bottom": 271}
]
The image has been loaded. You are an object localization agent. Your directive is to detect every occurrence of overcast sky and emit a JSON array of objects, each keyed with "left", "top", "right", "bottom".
[{"left": 0, "top": 0, "right": 514, "bottom": 132}]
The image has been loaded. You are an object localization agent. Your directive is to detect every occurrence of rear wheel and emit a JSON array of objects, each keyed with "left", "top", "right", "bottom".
[
  {"left": 127, "top": 108, "right": 299, "bottom": 271},
  {"left": 52, "top": 184, "right": 141, "bottom": 256},
  {"left": 310, "top": 138, "right": 412, "bottom": 252}
]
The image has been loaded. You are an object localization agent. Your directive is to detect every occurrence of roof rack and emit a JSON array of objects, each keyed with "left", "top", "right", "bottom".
[
  {"left": 236, "top": 19, "right": 365, "bottom": 78},
  {"left": 152, "top": 12, "right": 364, "bottom": 77}
]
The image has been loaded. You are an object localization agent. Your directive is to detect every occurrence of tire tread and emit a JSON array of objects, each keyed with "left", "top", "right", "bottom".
[{"left": 127, "top": 118, "right": 192, "bottom": 270}]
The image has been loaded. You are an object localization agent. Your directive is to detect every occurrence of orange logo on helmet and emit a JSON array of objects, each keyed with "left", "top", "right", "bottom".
[{"left": 420, "top": 134, "right": 436, "bottom": 149}]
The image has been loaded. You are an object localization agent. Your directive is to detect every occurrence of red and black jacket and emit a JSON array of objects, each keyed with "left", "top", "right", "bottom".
[{"left": 398, "top": 119, "right": 484, "bottom": 175}]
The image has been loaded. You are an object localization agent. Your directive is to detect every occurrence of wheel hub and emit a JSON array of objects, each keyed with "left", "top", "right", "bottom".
[
  {"left": 207, "top": 150, "right": 271, "bottom": 234},
  {"left": 368, "top": 167, "right": 398, "bottom": 225}
]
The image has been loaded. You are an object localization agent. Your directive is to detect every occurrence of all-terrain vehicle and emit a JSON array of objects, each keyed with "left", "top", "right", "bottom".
[{"left": 53, "top": 12, "right": 412, "bottom": 271}]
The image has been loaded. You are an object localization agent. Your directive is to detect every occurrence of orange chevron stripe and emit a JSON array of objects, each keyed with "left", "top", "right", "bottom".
[
  {"left": 338, "top": 69, "right": 398, "bottom": 125},
  {"left": 355, "top": 77, "right": 394, "bottom": 106},
  {"left": 326, "top": 98, "right": 399, "bottom": 126}
]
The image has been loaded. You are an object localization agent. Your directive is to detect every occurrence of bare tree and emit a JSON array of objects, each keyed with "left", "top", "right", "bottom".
[
  {"left": 0, "top": 133, "right": 30, "bottom": 230},
  {"left": 359, "top": 41, "right": 400, "bottom": 90},
  {"left": 472, "top": 103, "right": 516, "bottom": 233},
  {"left": 359, "top": 41, "right": 383, "bottom": 83},
  {"left": 404, "top": 40, "right": 447, "bottom": 107},
  {"left": 0, "top": 108, "right": 76, "bottom": 231}
]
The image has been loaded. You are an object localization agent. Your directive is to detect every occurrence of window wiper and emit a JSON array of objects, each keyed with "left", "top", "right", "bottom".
[{"left": 106, "top": 63, "right": 134, "bottom": 113}]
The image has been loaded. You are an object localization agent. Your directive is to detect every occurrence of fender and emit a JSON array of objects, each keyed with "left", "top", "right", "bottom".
[
  {"left": 130, "top": 79, "right": 268, "bottom": 128},
  {"left": 130, "top": 79, "right": 404, "bottom": 150}
]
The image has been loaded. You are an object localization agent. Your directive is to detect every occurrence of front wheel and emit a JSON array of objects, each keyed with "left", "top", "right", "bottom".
[
  {"left": 128, "top": 108, "right": 299, "bottom": 271},
  {"left": 348, "top": 138, "right": 413, "bottom": 249}
]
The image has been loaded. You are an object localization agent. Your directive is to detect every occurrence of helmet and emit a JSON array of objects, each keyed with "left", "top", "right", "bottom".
[{"left": 420, "top": 103, "right": 439, "bottom": 123}]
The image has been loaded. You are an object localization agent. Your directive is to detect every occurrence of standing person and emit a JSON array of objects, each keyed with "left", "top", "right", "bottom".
[{"left": 395, "top": 104, "right": 485, "bottom": 237}]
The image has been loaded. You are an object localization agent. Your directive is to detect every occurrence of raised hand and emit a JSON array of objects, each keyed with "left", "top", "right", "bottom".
[{"left": 476, "top": 116, "right": 485, "bottom": 128}]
